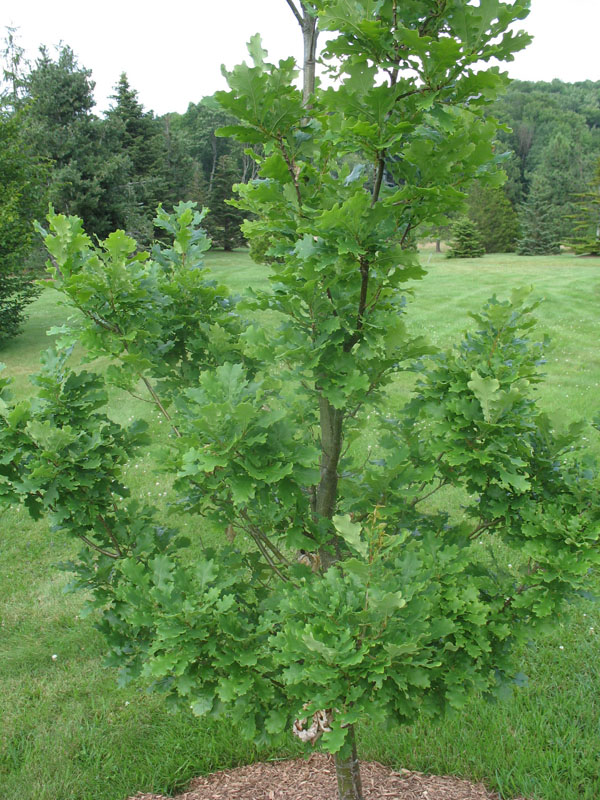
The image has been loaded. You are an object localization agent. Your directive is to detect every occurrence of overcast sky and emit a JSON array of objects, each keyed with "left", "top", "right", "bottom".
[{"left": 3, "top": 0, "right": 600, "bottom": 117}]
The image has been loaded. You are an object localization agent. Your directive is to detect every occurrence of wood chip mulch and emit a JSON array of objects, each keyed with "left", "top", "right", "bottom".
[{"left": 129, "top": 754, "right": 529, "bottom": 800}]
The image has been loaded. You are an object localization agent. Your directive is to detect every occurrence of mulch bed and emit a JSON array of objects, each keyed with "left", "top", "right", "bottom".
[{"left": 130, "top": 754, "right": 528, "bottom": 800}]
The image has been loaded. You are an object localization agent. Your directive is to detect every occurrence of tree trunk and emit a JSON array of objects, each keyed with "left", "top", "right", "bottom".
[
  {"left": 301, "top": 10, "right": 319, "bottom": 105},
  {"left": 334, "top": 725, "right": 364, "bottom": 800},
  {"left": 435, "top": 238, "right": 441, "bottom": 253},
  {"left": 315, "top": 395, "right": 343, "bottom": 568},
  {"left": 285, "top": 1, "right": 319, "bottom": 103}
]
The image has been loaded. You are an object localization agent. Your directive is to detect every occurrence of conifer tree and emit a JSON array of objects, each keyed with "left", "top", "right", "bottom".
[
  {"left": 105, "top": 73, "right": 168, "bottom": 242},
  {"left": 467, "top": 182, "right": 519, "bottom": 253},
  {"left": 517, "top": 177, "right": 561, "bottom": 255},
  {"left": 205, "top": 154, "right": 247, "bottom": 250},
  {"left": 567, "top": 158, "right": 600, "bottom": 256},
  {"left": 0, "top": 35, "right": 47, "bottom": 342},
  {"left": 447, "top": 217, "right": 485, "bottom": 258}
]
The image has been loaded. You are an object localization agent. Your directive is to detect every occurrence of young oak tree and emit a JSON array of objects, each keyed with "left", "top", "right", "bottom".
[{"left": 2, "top": 3, "right": 600, "bottom": 800}]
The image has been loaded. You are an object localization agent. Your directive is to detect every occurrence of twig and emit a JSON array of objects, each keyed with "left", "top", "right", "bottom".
[
  {"left": 410, "top": 478, "right": 448, "bottom": 507},
  {"left": 78, "top": 533, "right": 119, "bottom": 559},
  {"left": 98, "top": 513, "right": 123, "bottom": 556}
]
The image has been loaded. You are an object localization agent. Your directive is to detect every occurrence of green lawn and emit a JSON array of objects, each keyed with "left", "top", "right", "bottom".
[{"left": 1, "top": 250, "right": 599, "bottom": 800}]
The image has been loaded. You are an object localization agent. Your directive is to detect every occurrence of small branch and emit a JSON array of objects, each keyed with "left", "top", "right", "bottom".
[
  {"left": 140, "top": 376, "right": 182, "bottom": 438},
  {"left": 277, "top": 135, "right": 303, "bottom": 206},
  {"left": 125, "top": 390, "right": 154, "bottom": 404},
  {"left": 497, "top": 581, "right": 545, "bottom": 615},
  {"left": 78, "top": 533, "right": 120, "bottom": 560},
  {"left": 410, "top": 478, "right": 448, "bottom": 507},
  {"left": 284, "top": 0, "right": 304, "bottom": 26},
  {"left": 400, "top": 222, "right": 414, "bottom": 248},
  {"left": 98, "top": 513, "right": 123, "bottom": 557},
  {"left": 326, "top": 288, "right": 338, "bottom": 316},
  {"left": 371, "top": 155, "right": 386, "bottom": 208},
  {"left": 248, "top": 528, "right": 291, "bottom": 583},
  {"left": 468, "top": 518, "right": 502, "bottom": 540},
  {"left": 46, "top": 251, "right": 64, "bottom": 280},
  {"left": 343, "top": 257, "right": 370, "bottom": 353},
  {"left": 240, "top": 509, "right": 291, "bottom": 565}
]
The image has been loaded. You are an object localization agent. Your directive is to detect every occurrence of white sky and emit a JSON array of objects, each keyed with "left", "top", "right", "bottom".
[{"left": 2, "top": 0, "right": 600, "bottom": 117}]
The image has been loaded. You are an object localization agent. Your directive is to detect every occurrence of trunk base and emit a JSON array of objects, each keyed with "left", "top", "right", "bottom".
[{"left": 334, "top": 725, "right": 363, "bottom": 800}]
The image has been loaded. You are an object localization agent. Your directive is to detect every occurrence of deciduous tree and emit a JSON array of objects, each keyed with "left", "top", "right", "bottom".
[{"left": 4, "top": 6, "right": 600, "bottom": 800}]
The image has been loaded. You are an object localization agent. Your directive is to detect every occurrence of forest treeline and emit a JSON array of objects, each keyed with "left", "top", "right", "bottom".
[{"left": 2, "top": 35, "right": 600, "bottom": 338}]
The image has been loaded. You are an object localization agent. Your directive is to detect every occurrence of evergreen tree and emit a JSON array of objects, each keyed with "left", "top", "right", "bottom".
[
  {"left": 0, "top": 108, "right": 47, "bottom": 341},
  {"left": 104, "top": 73, "right": 168, "bottom": 241},
  {"left": 567, "top": 158, "right": 600, "bottom": 255},
  {"left": 530, "top": 132, "right": 588, "bottom": 240},
  {"left": 447, "top": 218, "right": 485, "bottom": 258},
  {"left": 205, "top": 154, "right": 247, "bottom": 250},
  {"left": 467, "top": 182, "right": 520, "bottom": 253},
  {"left": 1, "top": 26, "right": 29, "bottom": 111},
  {"left": 0, "top": 34, "right": 48, "bottom": 342},
  {"left": 516, "top": 177, "right": 561, "bottom": 255},
  {"left": 25, "top": 45, "right": 111, "bottom": 236}
]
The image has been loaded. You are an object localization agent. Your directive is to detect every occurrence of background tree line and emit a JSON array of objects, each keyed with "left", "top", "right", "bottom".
[{"left": 3, "top": 31, "right": 600, "bottom": 342}]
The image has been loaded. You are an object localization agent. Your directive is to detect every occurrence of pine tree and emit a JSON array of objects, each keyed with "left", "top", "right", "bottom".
[{"left": 447, "top": 217, "right": 485, "bottom": 258}]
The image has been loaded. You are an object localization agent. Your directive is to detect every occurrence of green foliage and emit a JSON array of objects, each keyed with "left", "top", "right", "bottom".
[
  {"left": 204, "top": 155, "right": 247, "bottom": 250},
  {"left": 103, "top": 74, "right": 175, "bottom": 243},
  {"left": 467, "top": 182, "right": 519, "bottom": 253},
  {"left": 447, "top": 218, "right": 485, "bottom": 258},
  {"left": 491, "top": 78, "right": 600, "bottom": 221},
  {"left": 5, "top": 4, "right": 600, "bottom": 794},
  {"left": 567, "top": 157, "right": 600, "bottom": 256},
  {"left": 24, "top": 45, "right": 105, "bottom": 233},
  {"left": 516, "top": 176, "right": 561, "bottom": 255},
  {"left": 0, "top": 106, "right": 47, "bottom": 342}
]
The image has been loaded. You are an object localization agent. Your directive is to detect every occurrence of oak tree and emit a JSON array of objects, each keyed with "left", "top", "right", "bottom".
[{"left": 3, "top": 4, "right": 600, "bottom": 800}]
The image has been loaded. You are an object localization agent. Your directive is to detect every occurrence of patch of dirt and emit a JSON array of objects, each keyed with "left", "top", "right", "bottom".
[{"left": 129, "top": 754, "right": 528, "bottom": 800}]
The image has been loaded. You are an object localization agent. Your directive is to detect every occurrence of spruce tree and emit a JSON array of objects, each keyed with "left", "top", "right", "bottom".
[
  {"left": 205, "top": 154, "right": 246, "bottom": 250},
  {"left": 105, "top": 74, "right": 168, "bottom": 242},
  {"left": 467, "top": 182, "right": 520, "bottom": 253},
  {"left": 447, "top": 217, "right": 485, "bottom": 258},
  {"left": 517, "top": 177, "right": 561, "bottom": 255},
  {"left": 567, "top": 158, "right": 600, "bottom": 256}
]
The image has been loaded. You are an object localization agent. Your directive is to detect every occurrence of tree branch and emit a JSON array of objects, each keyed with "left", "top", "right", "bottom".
[
  {"left": 468, "top": 518, "right": 503, "bottom": 539},
  {"left": 78, "top": 533, "right": 120, "bottom": 559},
  {"left": 98, "top": 512, "right": 123, "bottom": 557},
  {"left": 285, "top": 0, "right": 304, "bottom": 26}
]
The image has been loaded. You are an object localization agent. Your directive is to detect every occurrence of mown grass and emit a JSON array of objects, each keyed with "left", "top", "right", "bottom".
[{"left": 1, "top": 249, "right": 599, "bottom": 800}]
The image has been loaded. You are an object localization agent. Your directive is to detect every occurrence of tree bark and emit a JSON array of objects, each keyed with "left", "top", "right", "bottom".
[
  {"left": 334, "top": 725, "right": 364, "bottom": 800},
  {"left": 315, "top": 395, "right": 344, "bottom": 567},
  {"left": 285, "top": 1, "right": 319, "bottom": 102},
  {"left": 301, "top": 9, "right": 319, "bottom": 105}
]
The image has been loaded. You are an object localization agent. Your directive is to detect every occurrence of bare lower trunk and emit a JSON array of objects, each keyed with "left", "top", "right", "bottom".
[
  {"left": 435, "top": 238, "right": 441, "bottom": 253},
  {"left": 316, "top": 395, "right": 343, "bottom": 568},
  {"left": 335, "top": 725, "right": 364, "bottom": 800}
]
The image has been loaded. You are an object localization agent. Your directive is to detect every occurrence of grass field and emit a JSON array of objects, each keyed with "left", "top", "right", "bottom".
[{"left": 1, "top": 250, "right": 600, "bottom": 800}]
